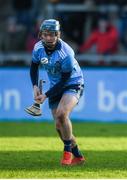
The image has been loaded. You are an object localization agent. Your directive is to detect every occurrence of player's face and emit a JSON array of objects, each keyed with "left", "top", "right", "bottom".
[{"left": 41, "top": 31, "right": 58, "bottom": 49}]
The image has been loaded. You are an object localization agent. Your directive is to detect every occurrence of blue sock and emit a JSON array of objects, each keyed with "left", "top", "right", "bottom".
[
  {"left": 72, "top": 145, "right": 83, "bottom": 158},
  {"left": 63, "top": 140, "right": 72, "bottom": 152}
]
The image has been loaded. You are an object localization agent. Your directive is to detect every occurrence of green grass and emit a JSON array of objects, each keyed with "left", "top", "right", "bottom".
[{"left": 0, "top": 122, "right": 127, "bottom": 178}]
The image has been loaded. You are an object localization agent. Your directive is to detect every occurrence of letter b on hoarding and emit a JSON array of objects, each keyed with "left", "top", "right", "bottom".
[{"left": 98, "top": 81, "right": 127, "bottom": 112}]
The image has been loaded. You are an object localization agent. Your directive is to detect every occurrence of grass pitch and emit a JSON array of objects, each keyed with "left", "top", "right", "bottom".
[{"left": 0, "top": 121, "right": 127, "bottom": 178}]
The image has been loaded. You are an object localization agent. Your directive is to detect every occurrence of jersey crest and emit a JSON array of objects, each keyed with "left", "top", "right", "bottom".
[{"left": 41, "top": 57, "right": 48, "bottom": 64}]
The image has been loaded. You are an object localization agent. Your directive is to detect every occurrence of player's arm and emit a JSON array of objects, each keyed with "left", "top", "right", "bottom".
[
  {"left": 30, "top": 61, "right": 39, "bottom": 87},
  {"left": 30, "top": 45, "right": 42, "bottom": 102},
  {"left": 30, "top": 45, "right": 41, "bottom": 86},
  {"left": 25, "top": 46, "right": 43, "bottom": 116},
  {"left": 30, "top": 61, "right": 42, "bottom": 102},
  {"left": 45, "top": 71, "right": 71, "bottom": 98}
]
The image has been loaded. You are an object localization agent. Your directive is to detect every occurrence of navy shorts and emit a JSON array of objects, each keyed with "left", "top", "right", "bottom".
[{"left": 48, "top": 84, "right": 84, "bottom": 109}]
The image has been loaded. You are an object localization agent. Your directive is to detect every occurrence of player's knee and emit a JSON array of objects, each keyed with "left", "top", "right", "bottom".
[{"left": 56, "top": 110, "right": 67, "bottom": 124}]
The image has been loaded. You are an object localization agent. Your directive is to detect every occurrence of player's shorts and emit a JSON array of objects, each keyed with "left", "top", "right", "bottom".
[{"left": 48, "top": 84, "right": 84, "bottom": 109}]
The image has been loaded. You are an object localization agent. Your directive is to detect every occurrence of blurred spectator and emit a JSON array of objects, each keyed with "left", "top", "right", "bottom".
[
  {"left": 25, "top": 28, "right": 37, "bottom": 53},
  {"left": 49, "top": 0, "right": 85, "bottom": 45},
  {"left": 25, "top": 15, "right": 43, "bottom": 52},
  {"left": 2, "top": 16, "right": 27, "bottom": 52},
  {"left": 12, "top": 0, "right": 33, "bottom": 30},
  {"left": 119, "top": 10, "right": 127, "bottom": 50},
  {"left": 61, "top": 13, "right": 85, "bottom": 45},
  {"left": 79, "top": 16, "right": 119, "bottom": 54}
]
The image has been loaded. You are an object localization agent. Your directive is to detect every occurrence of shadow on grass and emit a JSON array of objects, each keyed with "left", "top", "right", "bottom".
[
  {"left": 0, "top": 150, "right": 127, "bottom": 171},
  {"left": 0, "top": 122, "right": 127, "bottom": 137}
]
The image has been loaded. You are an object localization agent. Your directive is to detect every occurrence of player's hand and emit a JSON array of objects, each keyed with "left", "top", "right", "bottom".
[
  {"left": 33, "top": 85, "right": 41, "bottom": 103},
  {"left": 35, "top": 94, "right": 47, "bottom": 104}
]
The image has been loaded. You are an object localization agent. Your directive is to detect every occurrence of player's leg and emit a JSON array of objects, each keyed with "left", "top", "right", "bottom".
[
  {"left": 52, "top": 108, "right": 84, "bottom": 164},
  {"left": 55, "top": 93, "right": 85, "bottom": 165},
  {"left": 56, "top": 94, "right": 77, "bottom": 139},
  {"left": 52, "top": 109, "right": 63, "bottom": 141},
  {"left": 52, "top": 108, "right": 77, "bottom": 145},
  {"left": 52, "top": 107, "right": 72, "bottom": 165}
]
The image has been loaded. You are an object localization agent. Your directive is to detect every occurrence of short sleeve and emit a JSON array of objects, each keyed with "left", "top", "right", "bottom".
[{"left": 32, "top": 49, "right": 40, "bottom": 63}]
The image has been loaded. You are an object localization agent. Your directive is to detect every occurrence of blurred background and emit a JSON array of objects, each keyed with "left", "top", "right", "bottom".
[{"left": 1, "top": 0, "right": 127, "bottom": 122}]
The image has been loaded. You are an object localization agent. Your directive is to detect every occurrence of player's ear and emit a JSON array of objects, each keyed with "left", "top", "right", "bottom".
[{"left": 58, "top": 31, "right": 61, "bottom": 38}]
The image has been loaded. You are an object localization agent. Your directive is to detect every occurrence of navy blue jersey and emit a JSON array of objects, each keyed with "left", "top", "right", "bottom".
[{"left": 32, "top": 39, "right": 84, "bottom": 88}]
